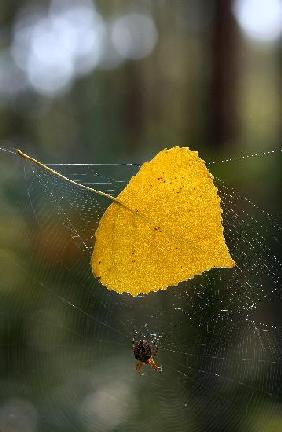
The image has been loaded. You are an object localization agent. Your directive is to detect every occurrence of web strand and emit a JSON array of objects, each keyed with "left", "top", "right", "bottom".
[{"left": 1, "top": 143, "right": 282, "bottom": 430}]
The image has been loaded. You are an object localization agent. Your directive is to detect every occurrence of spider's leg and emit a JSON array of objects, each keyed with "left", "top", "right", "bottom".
[
  {"left": 136, "top": 361, "right": 144, "bottom": 375},
  {"left": 147, "top": 357, "right": 162, "bottom": 373}
]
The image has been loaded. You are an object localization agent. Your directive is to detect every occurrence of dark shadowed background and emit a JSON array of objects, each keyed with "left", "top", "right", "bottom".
[{"left": 0, "top": 1, "right": 282, "bottom": 431}]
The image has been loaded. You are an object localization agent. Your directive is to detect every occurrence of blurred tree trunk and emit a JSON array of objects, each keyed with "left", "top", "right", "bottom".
[{"left": 210, "top": 0, "right": 239, "bottom": 149}]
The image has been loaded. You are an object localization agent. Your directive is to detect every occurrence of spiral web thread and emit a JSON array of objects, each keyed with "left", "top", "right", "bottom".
[{"left": 3, "top": 149, "right": 282, "bottom": 432}]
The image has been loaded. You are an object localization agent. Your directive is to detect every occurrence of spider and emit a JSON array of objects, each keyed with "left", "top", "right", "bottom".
[{"left": 132, "top": 339, "right": 162, "bottom": 374}]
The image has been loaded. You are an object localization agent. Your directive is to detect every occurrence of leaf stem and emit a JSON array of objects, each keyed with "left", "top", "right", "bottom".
[{"left": 16, "top": 149, "right": 122, "bottom": 205}]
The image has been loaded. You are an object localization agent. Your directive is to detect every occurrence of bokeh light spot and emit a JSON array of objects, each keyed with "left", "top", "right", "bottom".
[
  {"left": 112, "top": 13, "right": 158, "bottom": 60},
  {"left": 11, "top": 1, "right": 105, "bottom": 96},
  {"left": 233, "top": 0, "right": 282, "bottom": 42}
]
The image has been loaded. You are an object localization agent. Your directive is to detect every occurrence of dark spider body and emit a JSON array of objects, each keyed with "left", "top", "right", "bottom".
[
  {"left": 133, "top": 340, "right": 152, "bottom": 363},
  {"left": 132, "top": 339, "right": 162, "bottom": 374}
]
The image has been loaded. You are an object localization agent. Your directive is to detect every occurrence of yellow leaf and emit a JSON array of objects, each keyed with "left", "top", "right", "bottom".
[{"left": 92, "top": 147, "right": 235, "bottom": 296}]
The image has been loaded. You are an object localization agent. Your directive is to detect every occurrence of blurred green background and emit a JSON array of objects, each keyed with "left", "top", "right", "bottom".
[{"left": 0, "top": 0, "right": 282, "bottom": 431}]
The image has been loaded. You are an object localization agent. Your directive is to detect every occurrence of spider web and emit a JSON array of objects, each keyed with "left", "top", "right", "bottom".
[{"left": 1, "top": 148, "right": 282, "bottom": 432}]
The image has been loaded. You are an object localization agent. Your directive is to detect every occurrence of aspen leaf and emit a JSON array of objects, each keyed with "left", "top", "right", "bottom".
[{"left": 92, "top": 147, "right": 235, "bottom": 296}]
